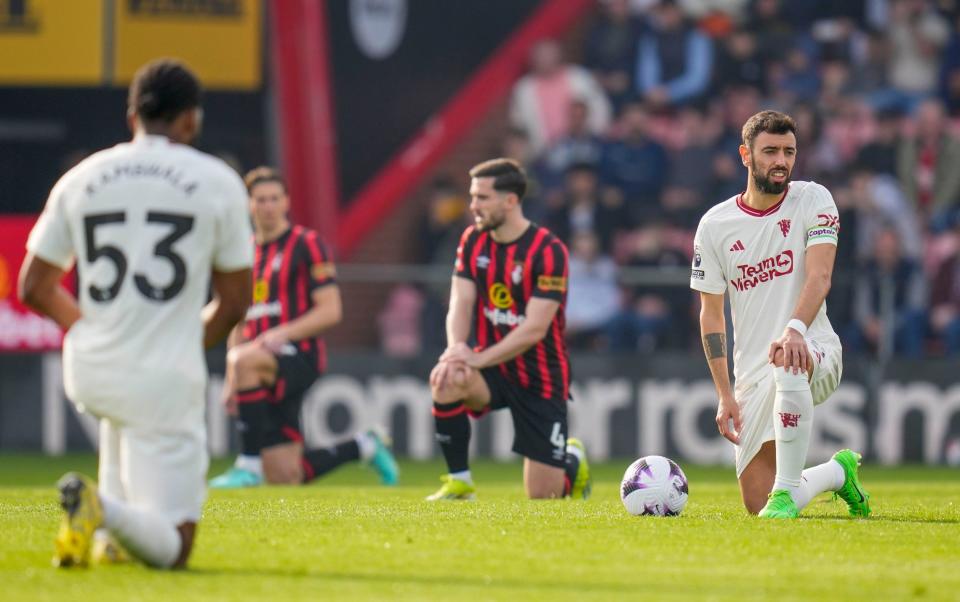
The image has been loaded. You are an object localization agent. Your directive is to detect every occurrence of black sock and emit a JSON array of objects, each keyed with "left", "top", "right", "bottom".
[
  {"left": 301, "top": 440, "right": 361, "bottom": 483},
  {"left": 563, "top": 452, "right": 580, "bottom": 497},
  {"left": 433, "top": 401, "right": 470, "bottom": 473},
  {"left": 235, "top": 387, "right": 272, "bottom": 456}
]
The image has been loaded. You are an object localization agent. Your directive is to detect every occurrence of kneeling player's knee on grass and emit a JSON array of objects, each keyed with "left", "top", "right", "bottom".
[{"left": 263, "top": 457, "right": 301, "bottom": 484}]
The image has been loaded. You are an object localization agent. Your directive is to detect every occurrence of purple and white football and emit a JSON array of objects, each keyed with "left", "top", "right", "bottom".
[{"left": 620, "top": 455, "right": 689, "bottom": 516}]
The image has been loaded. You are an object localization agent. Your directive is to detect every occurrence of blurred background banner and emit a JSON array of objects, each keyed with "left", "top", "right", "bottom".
[
  {"left": 0, "top": 215, "right": 65, "bottom": 351},
  {"left": 112, "top": 0, "right": 261, "bottom": 89},
  {"left": 0, "top": 0, "right": 103, "bottom": 85}
]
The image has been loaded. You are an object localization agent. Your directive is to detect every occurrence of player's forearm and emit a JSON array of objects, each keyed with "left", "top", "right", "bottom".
[
  {"left": 445, "top": 301, "right": 472, "bottom": 347},
  {"left": 202, "top": 298, "right": 247, "bottom": 349},
  {"left": 700, "top": 314, "right": 734, "bottom": 401},
  {"left": 790, "top": 270, "right": 831, "bottom": 327},
  {"left": 226, "top": 323, "right": 246, "bottom": 349},
  {"left": 21, "top": 286, "right": 81, "bottom": 332},
  {"left": 475, "top": 321, "right": 547, "bottom": 368}
]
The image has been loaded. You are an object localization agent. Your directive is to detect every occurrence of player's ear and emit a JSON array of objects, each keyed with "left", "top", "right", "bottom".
[{"left": 738, "top": 144, "right": 751, "bottom": 167}]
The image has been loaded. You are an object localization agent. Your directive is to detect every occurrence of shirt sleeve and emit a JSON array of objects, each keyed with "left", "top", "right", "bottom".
[
  {"left": 300, "top": 230, "right": 337, "bottom": 292},
  {"left": 26, "top": 178, "right": 76, "bottom": 270},
  {"left": 531, "top": 240, "right": 569, "bottom": 302},
  {"left": 804, "top": 183, "right": 840, "bottom": 249},
  {"left": 690, "top": 218, "right": 726, "bottom": 294},
  {"left": 213, "top": 170, "right": 254, "bottom": 271},
  {"left": 453, "top": 226, "right": 476, "bottom": 279}
]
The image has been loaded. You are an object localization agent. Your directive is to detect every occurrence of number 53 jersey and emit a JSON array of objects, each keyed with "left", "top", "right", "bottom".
[
  {"left": 27, "top": 134, "right": 253, "bottom": 430},
  {"left": 689, "top": 181, "right": 842, "bottom": 391}
]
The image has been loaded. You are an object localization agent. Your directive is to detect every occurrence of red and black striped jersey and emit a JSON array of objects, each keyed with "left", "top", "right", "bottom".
[
  {"left": 243, "top": 225, "right": 336, "bottom": 372},
  {"left": 454, "top": 223, "right": 571, "bottom": 401}
]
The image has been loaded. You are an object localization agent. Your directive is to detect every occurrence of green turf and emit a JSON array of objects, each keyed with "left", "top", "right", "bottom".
[{"left": 1, "top": 454, "right": 958, "bottom": 601}]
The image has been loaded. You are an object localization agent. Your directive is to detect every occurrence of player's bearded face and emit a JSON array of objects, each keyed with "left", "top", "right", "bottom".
[
  {"left": 474, "top": 202, "right": 507, "bottom": 231},
  {"left": 750, "top": 158, "right": 791, "bottom": 195}
]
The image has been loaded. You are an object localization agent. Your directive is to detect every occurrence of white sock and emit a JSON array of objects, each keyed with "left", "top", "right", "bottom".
[
  {"left": 234, "top": 454, "right": 263, "bottom": 477},
  {"left": 100, "top": 493, "right": 181, "bottom": 568},
  {"left": 792, "top": 459, "right": 845, "bottom": 510},
  {"left": 355, "top": 432, "right": 376, "bottom": 461},
  {"left": 772, "top": 368, "right": 813, "bottom": 500},
  {"left": 450, "top": 469, "right": 473, "bottom": 485}
]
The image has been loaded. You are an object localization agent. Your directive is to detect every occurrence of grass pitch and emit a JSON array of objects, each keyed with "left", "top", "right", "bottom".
[{"left": 1, "top": 455, "right": 958, "bottom": 601}]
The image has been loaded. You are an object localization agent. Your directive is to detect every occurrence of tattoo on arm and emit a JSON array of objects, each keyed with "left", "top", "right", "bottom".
[{"left": 703, "top": 333, "right": 726, "bottom": 360}]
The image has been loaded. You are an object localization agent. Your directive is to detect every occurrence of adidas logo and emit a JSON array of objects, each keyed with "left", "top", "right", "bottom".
[{"left": 729, "top": 240, "right": 745, "bottom": 252}]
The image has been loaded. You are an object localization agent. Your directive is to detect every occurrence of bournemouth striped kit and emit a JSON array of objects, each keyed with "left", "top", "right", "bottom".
[
  {"left": 454, "top": 224, "right": 571, "bottom": 401},
  {"left": 243, "top": 225, "right": 337, "bottom": 372}
]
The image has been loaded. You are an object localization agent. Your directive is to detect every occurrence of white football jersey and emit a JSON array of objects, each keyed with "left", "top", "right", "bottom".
[
  {"left": 27, "top": 134, "right": 253, "bottom": 429},
  {"left": 690, "top": 181, "right": 841, "bottom": 389}
]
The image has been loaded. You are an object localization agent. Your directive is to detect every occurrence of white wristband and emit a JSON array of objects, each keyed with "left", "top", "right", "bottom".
[{"left": 787, "top": 319, "right": 807, "bottom": 336}]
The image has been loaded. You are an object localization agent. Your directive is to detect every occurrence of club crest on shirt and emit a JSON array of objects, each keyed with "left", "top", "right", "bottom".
[
  {"left": 778, "top": 219, "right": 791, "bottom": 238},
  {"left": 272, "top": 253, "right": 283, "bottom": 270},
  {"left": 511, "top": 264, "right": 523, "bottom": 284}
]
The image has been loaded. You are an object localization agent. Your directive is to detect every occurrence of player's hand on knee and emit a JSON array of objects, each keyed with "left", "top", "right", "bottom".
[{"left": 716, "top": 395, "right": 741, "bottom": 444}]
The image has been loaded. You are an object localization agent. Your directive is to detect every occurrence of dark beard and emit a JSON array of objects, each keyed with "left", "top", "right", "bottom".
[
  {"left": 477, "top": 214, "right": 506, "bottom": 232},
  {"left": 752, "top": 168, "right": 790, "bottom": 195}
]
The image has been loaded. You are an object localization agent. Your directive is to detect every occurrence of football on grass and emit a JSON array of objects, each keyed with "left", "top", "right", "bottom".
[{"left": 620, "top": 455, "right": 689, "bottom": 516}]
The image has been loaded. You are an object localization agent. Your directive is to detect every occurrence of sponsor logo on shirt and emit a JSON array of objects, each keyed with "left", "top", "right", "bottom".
[
  {"left": 483, "top": 307, "right": 526, "bottom": 326},
  {"left": 730, "top": 250, "right": 794, "bottom": 292},
  {"left": 253, "top": 279, "right": 269, "bottom": 303},
  {"left": 537, "top": 275, "right": 567, "bottom": 292},
  {"left": 246, "top": 301, "right": 281, "bottom": 320},
  {"left": 817, "top": 214, "right": 840, "bottom": 230}
]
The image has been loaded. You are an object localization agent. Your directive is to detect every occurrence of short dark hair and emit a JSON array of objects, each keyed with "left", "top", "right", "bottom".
[
  {"left": 128, "top": 59, "right": 203, "bottom": 123},
  {"left": 244, "top": 166, "right": 287, "bottom": 195},
  {"left": 468, "top": 158, "right": 527, "bottom": 200},
  {"left": 741, "top": 110, "right": 797, "bottom": 149}
]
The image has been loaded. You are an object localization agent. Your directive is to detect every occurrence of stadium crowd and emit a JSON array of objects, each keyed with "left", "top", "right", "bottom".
[{"left": 402, "top": 0, "right": 960, "bottom": 359}]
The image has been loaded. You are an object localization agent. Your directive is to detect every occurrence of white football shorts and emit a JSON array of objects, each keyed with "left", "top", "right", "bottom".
[
  {"left": 734, "top": 337, "right": 842, "bottom": 477},
  {"left": 98, "top": 418, "right": 208, "bottom": 525}
]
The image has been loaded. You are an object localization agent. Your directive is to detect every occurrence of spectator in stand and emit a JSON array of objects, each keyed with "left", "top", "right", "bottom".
[
  {"left": 929, "top": 218, "right": 960, "bottom": 355},
  {"left": 538, "top": 99, "right": 605, "bottom": 195},
  {"left": 712, "top": 29, "right": 765, "bottom": 95},
  {"left": 746, "top": 0, "right": 795, "bottom": 62},
  {"left": 565, "top": 230, "right": 621, "bottom": 349},
  {"left": 850, "top": 226, "right": 927, "bottom": 358},
  {"left": 378, "top": 285, "right": 426, "bottom": 358},
  {"left": 661, "top": 106, "right": 721, "bottom": 227},
  {"left": 599, "top": 101, "right": 669, "bottom": 220},
  {"left": 939, "top": 13, "right": 960, "bottom": 116},
  {"left": 847, "top": 163, "right": 924, "bottom": 262},
  {"left": 584, "top": 0, "right": 641, "bottom": 110},
  {"left": 607, "top": 223, "right": 689, "bottom": 351},
  {"left": 634, "top": 0, "right": 714, "bottom": 108},
  {"left": 419, "top": 177, "right": 469, "bottom": 266},
  {"left": 881, "top": 0, "right": 951, "bottom": 112},
  {"left": 896, "top": 98, "right": 960, "bottom": 223},
  {"left": 856, "top": 108, "right": 903, "bottom": 177},
  {"left": 509, "top": 39, "right": 612, "bottom": 156},
  {"left": 544, "top": 162, "right": 629, "bottom": 253}
]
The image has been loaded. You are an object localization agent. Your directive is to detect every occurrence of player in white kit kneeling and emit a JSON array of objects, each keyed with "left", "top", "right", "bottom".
[
  {"left": 19, "top": 59, "right": 253, "bottom": 566},
  {"left": 691, "top": 110, "right": 871, "bottom": 519}
]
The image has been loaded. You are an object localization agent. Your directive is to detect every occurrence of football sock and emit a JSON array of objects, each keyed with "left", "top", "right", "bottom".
[
  {"left": 433, "top": 401, "right": 470, "bottom": 474},
  {"left": 236, "top": 386, "right": 271, "bottom": 456},
  {"left": 563, "top": 449, "right": 582, "bottom": 497},
  {"left": 772, "top": 368, "right": 814, "bottom": 500},
  {"left": 301, "top": 441, "right": 361, "bottom": 483},
  {"left": 234, "top": 454, "right": 263, "bottom": 478},
  {"left": 450, "top": 470, "right": 473, "bottom": 485},
  {"left": 793, "top": 459, "right": 846, "bottom": 510},
  {"left": 355, "top": 431, "right": 376, "bottom": 461},
  {"left": 99, "top": 493, "right": 180, "bottom": 568}
]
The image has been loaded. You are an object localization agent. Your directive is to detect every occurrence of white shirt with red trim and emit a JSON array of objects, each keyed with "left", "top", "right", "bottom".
[
  {"left": 690, "top": 180, "right": 841, "bottom": 389},
  {"left": 27, "top": 134, "right": 252, "bottom": 429}
]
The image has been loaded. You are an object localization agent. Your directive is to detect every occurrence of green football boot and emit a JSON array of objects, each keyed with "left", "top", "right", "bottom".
[
  {"left": 832, "top": 449, "right": 871, "bottom": 518},
  {"left": 425, "top": 475, "right": 476, "bottom": 501},
  {"left": 566, "top": 438, "right": 592, "bottom": 500},
  {"left": 758, "top": 489, "right": 799, "bottom": 519}
]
